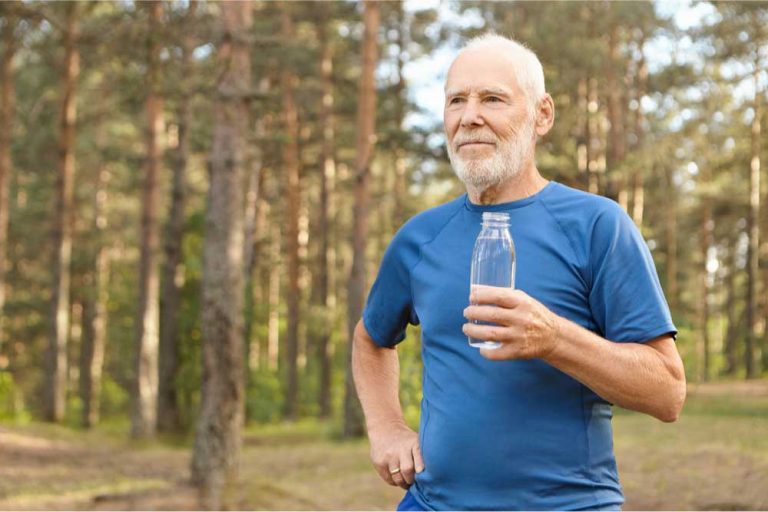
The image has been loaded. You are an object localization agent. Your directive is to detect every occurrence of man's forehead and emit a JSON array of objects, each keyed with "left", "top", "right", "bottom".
[{"left": 445, "top": 50, "right": 523, "bottom": 93}]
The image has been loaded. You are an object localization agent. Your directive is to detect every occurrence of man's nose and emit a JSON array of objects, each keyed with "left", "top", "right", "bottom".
[{"left": 460, "top": 97, "right": 485, "bottom": 127}]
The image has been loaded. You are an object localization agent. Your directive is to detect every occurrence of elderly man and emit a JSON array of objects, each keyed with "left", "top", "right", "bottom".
[{"left": 351, "top": 33, "right": 685, "bottom": 511}]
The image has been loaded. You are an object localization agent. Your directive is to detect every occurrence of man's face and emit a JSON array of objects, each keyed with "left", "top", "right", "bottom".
[{"left": 444, "top": 49, "right": 536, "bottom": 191}]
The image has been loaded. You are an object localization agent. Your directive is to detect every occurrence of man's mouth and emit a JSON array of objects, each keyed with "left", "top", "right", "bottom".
[{"left": 457, "top": 141, "right": 495, "bottom": 149}]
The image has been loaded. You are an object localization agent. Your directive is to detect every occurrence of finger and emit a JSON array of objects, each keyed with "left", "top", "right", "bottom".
[
  {"left": 463, "top": 305, "right": 513, "bottom": 325},
  {"left": 389, "top": 464, "right": 409, "bottom": 490},
  {"left": 470, "top": 285, "right": 525, "bottom": 308},
  {"left": 375, "top": 463, "right": 397, "bottom": 486},
  {"left": 480, "top": 344, "right": 518, "bottom": 360},
  {"left": 462, "top": 322, "right": 509, "bottom": 342},
  {"left": 399, "top": 448, "right": 416, "bottom": 486},
  {"left": 412, "top": 442, "right": 425, "bottom": 474}
]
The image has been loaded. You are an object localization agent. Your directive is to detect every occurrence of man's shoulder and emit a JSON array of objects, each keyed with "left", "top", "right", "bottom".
[
  {"left": 542, "top": 182, "right": 628, "bottom": 229},
  {"left": 545, "top": 182, "right": 622, "bottom": 215},
  {"left": 397, "top": 194, "right": 466, "bottom": 241}
]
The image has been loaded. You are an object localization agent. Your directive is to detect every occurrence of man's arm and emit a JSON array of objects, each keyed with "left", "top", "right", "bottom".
[
  {"left": 351, "top": 320, "right": 424, "bottom": 489},
  {"left": 463, "top": 286, "right": 686, "bottom": 422}
]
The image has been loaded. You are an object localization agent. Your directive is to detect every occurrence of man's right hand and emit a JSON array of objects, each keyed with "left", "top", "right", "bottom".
[{"left": 368, "top": 422, "right": 425, "bottom": 490}]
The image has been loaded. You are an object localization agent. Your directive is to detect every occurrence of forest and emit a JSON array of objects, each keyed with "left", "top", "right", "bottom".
[{"left": 0, "top": 1, "right": 766, "bottom": 510}]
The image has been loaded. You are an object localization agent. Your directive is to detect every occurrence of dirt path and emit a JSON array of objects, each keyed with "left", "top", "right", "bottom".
[
  {"left": 0, "top": 425, "right": 401, "bottom": 511},
  {"left": 1, "top": 383, "right": 766, "bottom": 510},
  {"left": 0, "top": 426, "right": 195, "bottom": 510}
]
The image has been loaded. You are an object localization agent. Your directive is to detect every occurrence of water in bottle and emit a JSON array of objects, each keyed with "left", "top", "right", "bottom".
[{"left": 468, "top": 212, "right": 516, "bottom": 349}]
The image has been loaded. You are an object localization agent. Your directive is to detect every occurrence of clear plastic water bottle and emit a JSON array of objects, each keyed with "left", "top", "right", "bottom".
[{"left": 468, "top": 212, "right": 516, "bottom": 349}]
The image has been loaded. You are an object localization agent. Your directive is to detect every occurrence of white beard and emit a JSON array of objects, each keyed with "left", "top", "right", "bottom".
[{"left": 447, "top": 120, "right": 535, "bottom": 192}]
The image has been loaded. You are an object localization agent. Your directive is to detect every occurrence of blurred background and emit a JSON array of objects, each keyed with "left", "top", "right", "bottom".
[{"left": 0, "top": 0, "right": 766, "bottom": 510}]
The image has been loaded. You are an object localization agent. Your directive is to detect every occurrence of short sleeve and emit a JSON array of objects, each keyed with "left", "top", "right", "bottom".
[
  {"left": 588, "top": 205, "right": 677, "bottom": 343},
  {"left": 362, "top": 230, "right": 420, "bottom": 349}
]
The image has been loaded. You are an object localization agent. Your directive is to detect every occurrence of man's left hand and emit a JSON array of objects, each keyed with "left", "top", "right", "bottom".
[{"left": 462, "top": 285, "right": 562, "bottom": 361}]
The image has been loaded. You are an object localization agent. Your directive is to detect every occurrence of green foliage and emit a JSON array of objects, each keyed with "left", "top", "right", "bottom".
[
  {"left": 398, "top": 327, "right": 424, "bottom": 431},
  {"left": 100, "top": 375, "right": 130, "bottom": 420},
  {"left": 0, "top": 371, "right": 31, "bottom": 422},
  {"left": 247, "top": 368, "right": 284, "bottom": 425}
]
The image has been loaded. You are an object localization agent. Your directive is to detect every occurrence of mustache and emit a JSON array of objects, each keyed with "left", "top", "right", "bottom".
[{"left": 452, "top": 132, "right": 498, "bottom": 148}]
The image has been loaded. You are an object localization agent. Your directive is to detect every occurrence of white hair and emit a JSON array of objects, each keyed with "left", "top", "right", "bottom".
[{"left": 459, "top": 33, "right": 546, "bottom": 111}]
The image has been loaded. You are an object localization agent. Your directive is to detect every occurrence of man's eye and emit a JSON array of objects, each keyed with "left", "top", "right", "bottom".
[
  {"left": 485, "top": 96, "right": 502, "bottom": 102},
  {"left": 449, "top": 97, "right": 465, "bottom": 104}
]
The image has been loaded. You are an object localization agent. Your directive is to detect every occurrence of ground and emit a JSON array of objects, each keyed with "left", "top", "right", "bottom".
[{"left": 0, "top": 381, "right": 766, "bottom": 511}]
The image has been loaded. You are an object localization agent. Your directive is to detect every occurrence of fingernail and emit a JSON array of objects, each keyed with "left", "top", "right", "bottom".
[{"left": 417, "top": 466, "right": 424, "bottom": 473}]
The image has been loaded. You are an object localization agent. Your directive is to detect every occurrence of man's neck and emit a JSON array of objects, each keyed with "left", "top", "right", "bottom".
[{"left": 467, "top": 166, "right": 549, "bottom": 205}]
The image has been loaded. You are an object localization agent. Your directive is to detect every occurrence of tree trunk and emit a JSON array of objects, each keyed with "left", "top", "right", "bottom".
[
  {"left": 605, "top": 12, "right": 626, "bottom": 204},
  {"left": 0, "top": 4, "right": 17, "bottom": 363},
  {"left": 46, "top": 3, "right": 79, "bottom": 423},
  {"left": 699, "top": 196, "right": 713, "bottom": 382},
  {"left": 80, "top": 165, "right": 109, "bottom": 428},
  {"left": 281, "top": 7, "right": 301, "bottom": 421},
  {"left": 577, "top": 76, "right": 589, "bottom": 191},
  {"left": 190, "top": 1, "right": 251, "bottom": 508},
  {"left": 630, "top": 32, "right": 647, "bottom": 228},
  {"left": 344, "top": 0, "right": 380, "bottom": 439},
  {"left": 132, "top": 0, "right": 163, "bottom": 438},
  {"left": 267, "top": 215, "right": 281, "bottom": 371},
  {"left": 663, "top": 165, "right": 679, "bottom": 313},
  {"left": 587, "top": 76, "right": 601, "bottom": 195},
  {"left": 393, "top": 0, "right": 408, "bottom": 229},
  {"left": 249, "top": 110, "right": 274, "bottom": 374},
  {"left": 745, "top": 50, "right": 761, "bottom": 379},
  {"left": 242, "top": 109, "right": 266, "bottom": 423},
  {"left": 243, "top": 163, "right": 264, "bottom": 375},
  {"left": 723, "top": 234, "right": 739, "bottom": 376},
  {"left": 314, "top": 6, "right": 337, "bottom": 419},
  {"left": 158, "top": 0, "right": 195, "bottom": 434}
]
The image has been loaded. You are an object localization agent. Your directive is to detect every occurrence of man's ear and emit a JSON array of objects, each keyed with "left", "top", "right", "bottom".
[{"left": 534, "top": 94, "right": 555, "bottom": 137}]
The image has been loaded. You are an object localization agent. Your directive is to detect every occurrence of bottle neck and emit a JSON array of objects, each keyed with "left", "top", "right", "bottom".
[{"left": 481, "top": 222, "right": 510, "bottom": 229}]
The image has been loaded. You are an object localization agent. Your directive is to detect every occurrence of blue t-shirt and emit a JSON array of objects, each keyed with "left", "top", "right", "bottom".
[{"left": 362, "top": 181, "right": 677, "bottom": 511}]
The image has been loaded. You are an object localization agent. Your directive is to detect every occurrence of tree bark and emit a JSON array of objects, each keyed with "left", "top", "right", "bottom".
[
  {"left": 0, "top": 4, "right": 17, "bottom": 366},
  {"left": 158, "top": 0, "right": 196, "bottom": 434},
  {"left": 344, "top": 0, "right": 380, "bottom": 439},
  {"left": 190, "top": 1, "right": 251, "bottom": 508},
  {"left": 80, "top": 165, "right": 109, "bottom": 428},
  {"left": 46, "top": 2, "right": 79, "bottom": 423},
  {"left": 281, "top": 7, "right": 301, "bottom": 421},
  {"left": 132, "top": 0, "right": 163, "bottom": 438}
]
